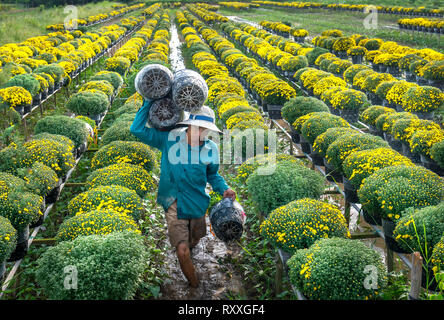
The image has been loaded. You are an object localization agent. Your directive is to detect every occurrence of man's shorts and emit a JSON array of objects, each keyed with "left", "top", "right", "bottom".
[{"left": 164, "top": 200, "right": 207, "bottom": 249}]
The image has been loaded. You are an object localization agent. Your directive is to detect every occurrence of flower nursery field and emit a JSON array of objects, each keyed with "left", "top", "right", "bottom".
[{"left": 0, "top": 0, "right": 443, "bottom": 302}]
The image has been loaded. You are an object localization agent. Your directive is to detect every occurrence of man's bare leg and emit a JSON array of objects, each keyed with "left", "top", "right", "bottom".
[{"left": 177, "top": 241, "right": 199, "bottom": 288}]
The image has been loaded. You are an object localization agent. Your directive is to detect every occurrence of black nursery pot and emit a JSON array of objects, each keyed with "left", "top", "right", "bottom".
[
  {"left": 342, "top": 177, "right": 360, "bottom": 203},
  {"left": 309, "top": 145, "right": 324, "bottom": 166},
  {"left": 361, "top": 209, "right": 382, "bottom": 226},
  {"left": 381, "top": 218, "right": 412, "bottom": 254},
  {"left": 323, "top": 158, "right": 343, "bottom": 183},
  {"left": 7, "top": 226, "right": 30, "bottom": 262},
  {"left": 290, "top": 128, "right": 300, "bottom": 144},
  {"left": 299, "top": 135, "right": 311, "bottom": 154},
  {"left": 0, "top": 260, "right": 5, "bottom": 280},
  {"left": 420, "top": 154, "right": 444, "bottom": 176}
]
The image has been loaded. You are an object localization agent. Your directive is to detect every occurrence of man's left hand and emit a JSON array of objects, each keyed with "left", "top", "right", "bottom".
[{"left": 223, "top": 188, "right": 236, "bottom": 200}]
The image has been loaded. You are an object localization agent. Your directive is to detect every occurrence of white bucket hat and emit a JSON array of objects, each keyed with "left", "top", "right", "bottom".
[{"left": 176, "top": 105, "right": 222, "bottom": 133}]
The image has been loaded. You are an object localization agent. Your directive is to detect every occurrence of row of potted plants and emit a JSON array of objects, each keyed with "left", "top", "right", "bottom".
[
  {"left": 251, "top": 1, "right": 444, "bottom": 17},
  {"left": 178, "top": 10, "right": 269, "bottom": 162},
  {"left": 259, "top": 20, "right": 309, "bottom": 43},
  {"left": 0, "top": 7, "right": 163, "bottom": 279},
  {"left": 398, "top": 17, "right": 444, "bottom": 34},
  {"left": 33, "top": 10, "right": 177, "bottom": 299},
  {"left": 219, "top": 2, "right": 259, "bottom": 10},
  {"left": 45, "top": 3, "right": 146, "bottom": 31},
  {"left": 188, "top": 7, "right": 444, "bottom": 298},
  {"left": 0, "top": 14, "right": 149, "bottom": 119}
]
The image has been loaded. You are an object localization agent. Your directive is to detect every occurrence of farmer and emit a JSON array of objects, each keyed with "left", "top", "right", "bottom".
[{"left": 130, "top": 99, "right": 236, "bottom": 288}]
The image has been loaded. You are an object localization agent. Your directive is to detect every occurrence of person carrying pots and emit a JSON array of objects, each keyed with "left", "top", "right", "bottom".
[{"left": 130, "top": 99, "right": 236, "bottom": 288}]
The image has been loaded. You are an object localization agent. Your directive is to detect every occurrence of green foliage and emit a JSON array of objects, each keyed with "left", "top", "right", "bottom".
[
  {"left": 306, "top": 47, "right": 329, "bottom": 66},
  {"left": 86, "top": 163, "right": 155, "bottom": 198},
  {"left": 4, "top": 74, "right": 40, "bottom": 97},
  {"left": 301, "top": 112, "right": 349, "bottom": 144},
  {"left": 56, "top": 209, "right": 141, "bottom": 242},
  {"left": 358, "top": 165, "right": 444, "bottom": 221},
  {"left": 0, "top": 215, "right": 16, "bottom": 262},
  {"left": 260, "top": 198, "right": 349, "bottom": 253},
  {"left": 394, "top": 203, "right": 444, "bottom": 255},
  {"left": 430, "top": 139, "right": 444, "bottom": 168},
  {"left": 287, "top": 237, "right": 387, "bottom": 300},
  {"left": 220, "top": 106, "right": 260, "bottom": 126},
  {"left": 16, "top": 161, "right": 58, "bottom": 197},
  {"left": 36, "top": 231, "right": 148, "bottom": 300},
  {"left": 66, "top": 90, "right": 109, "bottom": 116},
  {"left": 90, "top": 71, "right": 123, "bottom": 90},
  {"left": 0, "top": 190, "right": 43, "bottom": 231},
  {"left": 34, "top": 64, "right": 64, "bottom": 83},
  {"left": 91, "top": 141, "right": 157, "bottom": 173},
  {"left": 360, "top": 105, "right": 395, "bottom": 126},
  {"left": 68, "top": 185, "right": 145, "bottom": 221},
  {"left": 34, "top": 115, "right": 89, "bottom": 148},
  {"left": 326, "top": 133, "right": 388, "bottom": 172},
  {"left": 312, "top": 127, "right": 360, "bottom": 158},
  {"left": 281, "top": 97, "right": 329, "bottom": 125},
  {"left": 101, "top": 122, "right": 139, "bottom": 146},
  {"left": 247, "top": 161, "right": 325, "bottom": 215}
]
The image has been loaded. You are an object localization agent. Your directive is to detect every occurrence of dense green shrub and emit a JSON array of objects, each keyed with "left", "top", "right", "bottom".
[
  {"left": 0, "top": 216, "right": 17, "bottom": 263},
  {"left": 79, "top": 80, "right": 114, "bottom": 98},
  {"left": 394, "top": 203, "right": 444, "bottom": 255},
  {"left": 113, "top": 101, "right": 141, "bottom": 118},
  {"left": 326, "top": 133, "right": 388, "bottom": 172},
  {"left": 430, "top": 139, "right": 444, "bottom": 168},
  {"left": 260, "top": 198, "right": 349, "bottom": 253},
  {"left": 331, "top": 89, "right": 369, "bottom": 111},
  {"left": 75, "top": 115, "right": 96, "bottom": 129},
  {"left": 68, "top": 185, "right": 145, "bottom": 221},
  {"left": 101, "top": 122, "right": 139, "bottom": 146},
  {"left": 342, "top": 148, "right": 413, "bottom": 190},
  {"left": 56, "top": 209, "right": 141, "bottom": 242},
  {"left": 235, "top": 153, "right": 303, "bottom": 184},
  {"left": 0, "top": 190, "right": 43, "bottom": 231},
  {"left": 231, "top": 128, "right": 270, "bottom": 160},
  {"left": 4, "top": 74, "right": 40, "bottom": 96},
  {"left": 33, "top": 133, "right": 75, "bottom": 153},
  {"left": 0, "top": 172, "right": 26, "bottom": 194},
  {"left": 91, "top": 141, "right": 156, "bottom": 173},
  {"left": 21, "top": 139, "right": 75, "bottom": 178},
  {"left": 66, "top": 90, "right": 109, "bottom": 116},
  {"left": 90, "top": 71, "right": 123, "bottom": 90},
  {"left": 34, "top": 64, "right": 64, "bottom": 83},
  {"left": 220, "top": 106, "right": 260, "bottom": 126},
  {"left": 359, "top": 105, "right": 395, "bottom": 126},
  {"left": 375, "top": 80, "right": 399, "bottom": 100},
  {"left": 247, "top": 161, "right": 325, "bottom": 215},
  {"left": 343, "top": 64, "right": 371, "bottom": 84},
  {"left": 306, "top": 47, "right": 329, "bottom": 66},
  {"left": 34, "top": 115, "right": 89, "bottom": 148},
  {"left": 281, "top": 97, "right": 329, "bottom": 125},
  {"left": 36, "top": 231, "right": 147, "bottom": 300},
  {"left": 301, "top": 112, "right": 350, "bottom": 144},
  {"left": 287, "top": 237, "right": 387, "bottom": 300},
  {"left": 432, "top": 236, "right": 444, "bottom": 273},
  {"left": 358, "top": 165, "right": 444, "bottom": 221},
  {"left": 312, "top": 127, "right": 359, "bottom": 158},
  {"left": 86, "top": 163, "right": 155, "bottom": 198},
  {"left": 16, "top": 162, "right": 59, "bottom": 197}
]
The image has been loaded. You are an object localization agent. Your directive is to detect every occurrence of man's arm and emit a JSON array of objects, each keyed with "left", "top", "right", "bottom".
[
  {"left": 207, "top": 162, "right": 235, "bottom": 199},
  {"left": 130, "top": 99, "right": 166, "bottom": 150}
]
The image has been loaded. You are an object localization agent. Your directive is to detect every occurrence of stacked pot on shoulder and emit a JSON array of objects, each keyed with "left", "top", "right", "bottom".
[{"left": 135, "top": 64, "right": 208, "bottom": 130}]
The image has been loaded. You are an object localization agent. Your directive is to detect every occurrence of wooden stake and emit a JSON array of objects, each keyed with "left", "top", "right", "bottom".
[{"left": 409, "top": 252, "right": 423, "bottom": 300}]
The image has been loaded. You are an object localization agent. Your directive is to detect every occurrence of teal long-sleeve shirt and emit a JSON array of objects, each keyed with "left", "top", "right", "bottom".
[{"left": 130, "top": 99, "right": 229, "bottom": 219}]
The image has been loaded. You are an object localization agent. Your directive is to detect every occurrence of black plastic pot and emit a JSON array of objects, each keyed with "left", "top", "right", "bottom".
[
  {"left": 340, "top": 109, "right": 359, "bottom": 123},
  {"left": 386, "top": 134, "right": 403, "bottom": 152},
  {"left": 323, "top": 158, "right": 343, "bottom": 183},
  {"left": 401, "top": 141, "right": 421, "bottom": 163},
  {"left": 343, "top": 177, "right": 360, "bottom": 203},
  {"left": 290, "top": 128, "right": 300, "bottom": 143},
  {"left": 267, "top": 104, "right": 283, "bottom": 119},
  {"left": 0, "top": 260, "right": 5, "bottom": 280},
  {"left": 351, "top": 55, "right": 363, "bottom": 64},
  {"left": 7, "top": 226, "right": 29, "bottom": 262},
  {"left": 209, "top": 198, "right": 245, "bottom": 242},
  {"left": 45, "top": 183, "right": 61, "bottom": 204},
  {"left": 362, "top": 209, "right": 382, "bottom": 226},
  {"left": 420, "top": 154, "right": 444, "bottom": 176},
  {"left": 299, "top": 135, "right": 311, "bottom": 154},
  {"left": 309, "top": 145, "right": 324, "bottom": 166},
  {"left": 14, "top": 105, "right": 25, "bottom": 116},
  {"left": 382, "top": 218, "right": 411, "bottom": 254},
  {"left": 368, "top": 124, "right": 384, "bottom": 137}
]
